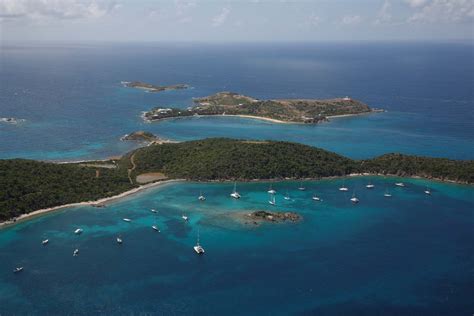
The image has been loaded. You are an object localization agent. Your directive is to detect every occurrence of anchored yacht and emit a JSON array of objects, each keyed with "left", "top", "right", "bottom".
[
  {"left": 230, "top": 182, "right": 241, "bottom": 199},
  {"left": 74, "top": 228, "right": 83, "bottom": 235},
  {"left": 193, "top": 230, "right": 205, "bottom": 254}
]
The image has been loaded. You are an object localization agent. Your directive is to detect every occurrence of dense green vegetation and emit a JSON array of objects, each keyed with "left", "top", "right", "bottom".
[
  {"left": 0, "top": 160, "right": 133, "bottom": 221},
  {"left": 1, "top": 138, "right": 472, "bottom": 222},
  {"left": 144, "top": 91, "right": 373, "bottom": 123}
]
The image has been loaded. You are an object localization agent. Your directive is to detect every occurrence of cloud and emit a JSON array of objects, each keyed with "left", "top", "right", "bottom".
[
  {"left": 305, "top": 13, "right": 322, "bottom": 28},
  {"left": 173, "top": 0, "right": 196, "bottom": 24},
  {"left": 340, "top": 15, "right": 362, "bottom": 25},
  {"left": 212, "top": 7, "right": 230, "bottom": 27},
  {"left": 408, "top": 0, "right": 474, "bottom": 23},
  {"left": 374, "top": 0, "right": 392, "bottom": 25},
  {"left": 0, "top": 0, "right": 118, "bottom": 19},
  {"left": 404, "top": 0, "right": 429, "bottom": 8}
]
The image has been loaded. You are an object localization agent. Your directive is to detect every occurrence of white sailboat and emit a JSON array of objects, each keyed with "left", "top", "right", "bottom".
[
  {"left": 13, "top": 267, "right": 23, "bottom": 273},
  {"left": 198, "top": 190, "right": 206, "bottom": 201},
  {"left": 269, "top": 194, "right": 276, "bottom": 206},
  {"left": 298, "top": 181, "right": 306, "bottom": 191},
  {"left": 424, "top": 187, "right": 431, "bottom": 195},
  {"left": 150, "top": 209, "right": 157, "bottom": 213},
  {"left": 339, "top": 180, "right": 349, "bottom": 191},
  {"left": 366, "top": 182, "right": 375, "bottom": 189},
  {"left": 284, "top": 190, "right": 291, "bottom": 200},
  {"left": 267, "top": 184, "right": 276, "bottom": 194},
  {"left": 350, "top": 192, "right": 359, "bottom": 204},
  {"left": 230, "top": 182, "right": 241, "bottom": 199},
  {"left": 384, "top": 189, "right": 392, "bottom": 197},
  {"left": 152, "top": 214, "right": 160, "bottom": 232},
  {"left": 123, "top": 218, "right": 132, "bottom": 222},
  {"left": 42, "top": 239, "right": 49, "bottom": 245},
  {"left": 74, "top": 228, "right": 83, "bottom": 235},
  {"left": 116, "top": 236, "right": 123, "bottom": 244},
  {"left": 312, "top": 195, "right": 321, "bottom": 201},
  {"left": 193, "top": 229, "right": 205, "bottom": 254},
  {"left": 395, "top": 182, "right": 405, "bottom": 187},
  {"left": 73, "top": 249, "right": 79, "bottom": 257},
  {"left": 182, "top": 214, "right": 188, "bottom": 221}
]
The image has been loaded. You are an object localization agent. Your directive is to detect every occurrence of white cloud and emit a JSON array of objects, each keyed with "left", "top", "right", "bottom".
[
  {"left": 173, "top": 0, "right": 196, "bottom": 24},
  {"left": 408, "top": 0, "right": 474, "bottom": 23},
  {"left": 212, "top": 7, "right": 230, "bottom": 27},
  {"left": 404, "top": 0, "right": 429, "bottom": 8},
  {"left": 374, "top": 0, "right": 392, "bottom": 25},
  {"left": 305, "top": 13, "right": 322, "bottom": 28},
  {"left": 0, "top": 0, "right": 118, "bottom": 19},
  {"left": 341, "top": 15, "right": 362, "bottom": 25}
]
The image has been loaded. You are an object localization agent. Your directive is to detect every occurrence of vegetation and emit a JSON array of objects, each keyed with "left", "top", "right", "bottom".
[
  {"left": 1, "top": 138, "right": 472, "bottom": 222},
  {"left": 0, "top": 159, "right": 134, "bottom": 221},
  {"left": 123, "top": 81, "right": 188, "bottom": 92},
  {"left": 121, "top": 131, "right": 157, "bottom": 142},
  {"left": 144, "top": 91, "right": 374, "bottom": 123}
]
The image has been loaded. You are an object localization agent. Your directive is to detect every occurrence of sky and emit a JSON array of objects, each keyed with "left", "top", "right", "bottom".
[{"left": 0, "top": 0, "right": 473, "bottom": 43}]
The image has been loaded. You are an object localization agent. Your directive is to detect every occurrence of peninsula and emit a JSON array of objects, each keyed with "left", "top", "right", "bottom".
[
  {"left": 1, "top": 138, "right": 472, "bottom": 223},
  {"left": 143, "top": 91, "right": 379, "bottom": 124},
  {"left": 122, "top": 81, "right": 189, "bottom": 92}
]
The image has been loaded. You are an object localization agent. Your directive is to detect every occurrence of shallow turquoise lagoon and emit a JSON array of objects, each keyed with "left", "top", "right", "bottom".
[{"left": 0, "top": 177, "right": 473, "bottom": 315}]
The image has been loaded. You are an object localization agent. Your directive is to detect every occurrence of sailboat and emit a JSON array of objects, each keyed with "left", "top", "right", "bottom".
[
  {"left": 384, "top": 189, "right": 392, "bottom": 197},
  {"left": 230, "top": 182, "right": 241, "bottom": 199},
  {"left": 13, "top": 267, "right": 23, "bottom": 273},
  {"left": 152, "top": 213, "right": 160, "bottom": 232},
  {"left": 42, "top": 239, "right": 49, "bottom": 245},
  {"left": 395, "top": 182, "right": 405, "bottom": 187},
  {"left": 350, "top": 192, "right": 359, "bottom": 204},
  {"left": 312, "top": 194, "right": 321, "bottom": 201},
  {"left": 284, "top": 190, "right": 291, "bottom": 200},
  {"left": 122, "top": 218, "right": 132, "bottom": 222},
  {"left": 269, "top": 194, "right": 276, "bottom": 206},
  {"left": 198, "top": 190, "right": 206, "bottom": 201},
  {"left": 424, "top": 187, "right": 431, "bottom": 195},
  {"left": 298, "top": 181, "right": 306, "bottom": 191},
  {"left": 267, "top": 184, "right": 276, "bottom": 194},
  {"left": 150, "top": 209, "right": 157, "bottom": 213},
  {"left": 182, "top": 214, "right": 188, "bottom": 221},
  {"left": 73, "top": 249, "right": 79, "bottom": 257},
  {"left": 339, "top": 180, "right": 349, "bottom": 191},
  {"left": 116, "top": 235, "right": 123, "bottom": 244},
  {"left": 193, "top": 229, "right": 205, "bottom": 254},
  {"left": 366, "top": 181, "right": 375, "bottom": 189},
  {"left": 74, "top": 228, "right": 83, "bottom": 235}
]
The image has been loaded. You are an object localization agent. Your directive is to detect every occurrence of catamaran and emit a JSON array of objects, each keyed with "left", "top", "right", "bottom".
[
  {"left": 298, "top": 182, "right": 306, "bottom": 191},
  {"left": 73, "top": 249, "right": 79, "bottom": 257},
  {"left": 182, "top": 214, "right": 188, "bottom": 221},
  {"left": 230, "top": 182, "right": 241, "bottom": 199},
  {"left": 193, "top": 230, "right": 205, "bottom": 254},
  {"left": 269, "top": 194, "right": 276, "bottom": 206},
  {"left": 74, "top": 228, "right": 83, "bottom": 235},
  {"left": 13, "top": 267, "right": 23, "bottom": 273},
  {"left": 267, "top": 184, "right": 276, "bottom": 194},
  {"left": 198, "top": 191, "right": 206, "bottom": 201},
  {"left": 366, "top": 182, "right": 375, "bottom": 189},
  {"left": 123, "top": 218, "right": 132, "bottom": 222},
  {"left": 42, "top": 239, "right": 49, "bottom": 245},
  {"left": 395, "top": 182, "right": 405, "bottom": 187},
  {"left": 339, "top": 180, "right": 349, "bottom": 191},
  {"left": 350, "top": 193, "right": 359, "bottom": 204}
]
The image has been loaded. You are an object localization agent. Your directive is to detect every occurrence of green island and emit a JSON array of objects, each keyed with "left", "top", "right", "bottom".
[
  {"left": 122, "top": 81, "right": 188, "bottom": 92},
  {"left": 143, "top": 91, "right": 381, "bottom": 124},
  {"left": 121, "top": 131, "right": 158, "bottom": 142},
  {"left": 1, "top": 138, "right": 472, "bottom": 222}
]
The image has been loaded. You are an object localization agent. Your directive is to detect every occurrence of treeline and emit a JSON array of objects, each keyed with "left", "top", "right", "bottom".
[
  {"left": 1, "top": 138, "right": 472, "bottom": 222},
  {"left": 0, "top": 159, "right": 133, "bottom": 221}
]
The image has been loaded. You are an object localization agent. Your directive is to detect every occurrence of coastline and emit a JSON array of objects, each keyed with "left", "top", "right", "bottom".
[
  {"left": 0, "top": 173, "right": 469, "bottom": 230},
  {"left": 0, "top": 179, "right": 184, "bottom": 230}
]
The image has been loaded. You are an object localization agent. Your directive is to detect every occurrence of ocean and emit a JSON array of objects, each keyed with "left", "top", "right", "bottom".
[{"left": 0, "top": 42, "right": 473, "bottom": 315}]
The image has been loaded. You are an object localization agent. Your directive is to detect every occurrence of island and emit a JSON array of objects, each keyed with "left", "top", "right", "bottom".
[
  {"left": 1, "top": 138, "right": 472, "bottom": 223},
  {"left": 143, "top": 91, "right": 381, "bottom": 124},
  {"left": 122, "top": 81, "right": 188, "bottom": 92},
  {"left": 244, "top": 210, "right": 301, "bottom": 224},
  {"left": 121, "top": 131, "right": 158, "bottom": 142}
]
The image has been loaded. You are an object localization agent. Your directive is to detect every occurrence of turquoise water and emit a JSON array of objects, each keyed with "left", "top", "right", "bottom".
[{"left": 1, "top": 177, "right": 473, "bottom": 315}]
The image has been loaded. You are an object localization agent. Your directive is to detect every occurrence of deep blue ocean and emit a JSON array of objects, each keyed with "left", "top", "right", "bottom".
[
  {"left": 0, "top": 42, "right": 473, "bottom": 315},
  {"left": 0, "top": 42, "right": 473, "bottom": 160}
]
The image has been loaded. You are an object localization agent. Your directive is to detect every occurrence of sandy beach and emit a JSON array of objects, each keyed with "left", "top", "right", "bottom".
[{"left": 0, "top": 179, "right": 184, "bottom": 230}]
